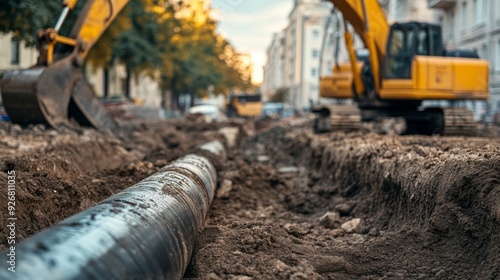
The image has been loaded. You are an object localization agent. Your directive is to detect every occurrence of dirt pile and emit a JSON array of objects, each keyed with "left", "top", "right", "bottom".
[
  {"left": 187, "top": 121, "right": 500, "bottom": 279},
  {"left": 0, "top": 119, "right": 243, "bottom": 251}
]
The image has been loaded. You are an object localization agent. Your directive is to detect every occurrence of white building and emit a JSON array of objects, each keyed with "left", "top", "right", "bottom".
[
  {"left": 428, "top": 0, "right": 500, "bottom": 119},
  {"left": 283, "top": 0, "right": 333, "bottom": 110},
  {"left": 88, "top": 65, "right": 162, "bottom": 108},
  {"left": 0, "top": 33, "right": 37, "bottom": 72},
  {"left": 384, "top": 0, "right": 440, "bottom": 23},
  {"left": 262, "top": 32, "right": 285, "bottom": 101}
]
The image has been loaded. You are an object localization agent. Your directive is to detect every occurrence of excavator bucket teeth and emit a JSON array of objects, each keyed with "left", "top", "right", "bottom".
[
  {"left": 0, "top": 56, "right": 117, "bottom": 131},
  {"left": 70, "top": 76, "right": 118, "bottom": 131}
]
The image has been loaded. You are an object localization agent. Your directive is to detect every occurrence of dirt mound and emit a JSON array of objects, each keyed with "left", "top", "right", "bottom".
[{"left": 186, "top": 123, "right": 500, "bottom": 279}]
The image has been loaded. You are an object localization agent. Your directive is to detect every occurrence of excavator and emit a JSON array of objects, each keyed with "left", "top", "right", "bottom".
[
  {"left": 0, "top": 0, "right": 129, "bottom": 131},
  {"left": 314, "top": 0, "right": 489, "bottom": 135},
  {"left": 226, "top": 93, "right": 264, "bottom": 118}
]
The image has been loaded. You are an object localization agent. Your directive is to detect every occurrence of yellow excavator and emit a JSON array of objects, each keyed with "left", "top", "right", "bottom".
[
  {"left": 0, "top": 0, "right": 129, "bottom": 131},
  {"left": 226, "top": 93, "right": 264, "bottom": 118},
  {"left": 314, "top": 0, "right": 489, "bottom": 135}
]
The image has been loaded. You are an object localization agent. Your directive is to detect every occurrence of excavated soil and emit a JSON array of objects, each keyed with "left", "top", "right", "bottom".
[
  {"left": 186, "top": 121, "right": 500, "bottom": 280},
  {"left": 0, "top": 117, "right": 499, "bottom": 279}
]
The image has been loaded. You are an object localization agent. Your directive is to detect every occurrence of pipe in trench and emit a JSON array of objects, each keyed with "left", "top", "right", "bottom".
[{"left": 0, "top": 141, "right": 224, "bottom": 279}]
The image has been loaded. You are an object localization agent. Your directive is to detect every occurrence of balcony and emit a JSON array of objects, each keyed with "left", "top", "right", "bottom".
[{"left": 427, "top": 0, "right": 456, "bottom": 9}]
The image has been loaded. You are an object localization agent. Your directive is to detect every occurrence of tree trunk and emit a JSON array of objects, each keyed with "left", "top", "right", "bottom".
[
  {"left": 189, "top": 91, "right": 196, "bottom": 107},
  {"left": 124, "top": 68, "right": 131, "bottom": 99},
  {"left": 170, "top": 90, "right": 179, "bottom": 111},
  {"left": 103, "top": 68, "right": 109, "bottom": 98}
]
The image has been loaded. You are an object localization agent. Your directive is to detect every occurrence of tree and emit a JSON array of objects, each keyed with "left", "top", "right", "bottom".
[
  {"left": 0, "top": 1, "right": 59, "bottom": 45},
  {"left": 270, "top": 87, "right": 290, "bottom": 103}
]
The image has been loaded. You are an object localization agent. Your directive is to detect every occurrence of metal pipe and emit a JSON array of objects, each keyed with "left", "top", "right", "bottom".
[
  {"left": 55, "top": 7, "right": 70, "bottom": 31},
  {"left": 0, "top": 148, "right": 223, "bottom": 279},
  {"left": 200, "top": 140, "right": 226, "bottom": 158}
]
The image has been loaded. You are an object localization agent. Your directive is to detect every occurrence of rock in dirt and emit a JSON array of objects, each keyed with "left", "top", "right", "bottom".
[
  {"left": 257, "top": 155, "right": 270, "bottom": 162},
  {"left": 328, "top": 228, "right": 346, "bottom": 237},
  {"left": 278, "top": 166, "right": 299, "bottom": 174},
  {"left": 318, "top": 211, "right": 341, "bottom": 229},
  {"left": 368, "top": 227, "right": 379, "bottom": 236},
  {"left": 341, "top": 218, "right": 365, "bottom": 234},
  {"left": 310, "top": 255, "right": 353, "bottom": 273},
  {"left": 216, "top": 179, "right": 233, "bottom": 199},
  {"left": 218, "top": 127, "right": 239, "bottom": 148}
]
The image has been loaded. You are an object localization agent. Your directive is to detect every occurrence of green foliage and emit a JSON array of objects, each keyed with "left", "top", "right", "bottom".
[{"left": 0, "top": 0, "right": 85, "bottom": 45}]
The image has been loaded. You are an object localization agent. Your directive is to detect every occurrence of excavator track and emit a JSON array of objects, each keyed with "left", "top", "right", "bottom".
[
  {"left": 442, "top": 107, "right": 477, "bottom": 136},
  {"left": 313, "top": 105, "right": 362, "bottom": 133}
]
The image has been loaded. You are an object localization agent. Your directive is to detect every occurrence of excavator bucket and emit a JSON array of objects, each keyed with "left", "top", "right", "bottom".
[{"left": 0, "top": 54, "right": 117, "bottom": 131}]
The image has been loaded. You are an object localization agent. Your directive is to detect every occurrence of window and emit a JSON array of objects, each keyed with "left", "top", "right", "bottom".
[
  {"left": 311, "top": 68, "right": 317, "bottom": 77},
  {"left": 385, "top": 27, "right": 416, "bottom": 78},
  {"left": 474, "top": 0, "right": 485, "bottom": 24},
  {"left": 461, "top": 2, "right": 467, "bottom": 30},
  {"left": 10, "top": 39, "right": 19, "bottom": 65},
  {"left": 312, "top": 30, "right": 319, "bottom": 38},
  {"left": 417, "top": 29, "right": 429, "bottom": 55},
  {"left": 312, "top": 49, "right": 319, "bottom": 58},
  {"left": 449, "top": 12, "right": 455, "bottom": 41}
]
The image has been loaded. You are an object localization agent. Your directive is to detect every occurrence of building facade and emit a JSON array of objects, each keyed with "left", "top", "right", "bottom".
[
  {"left": 262, "top": 0, "right": 333, "bottom": 110},
  {"left": 0, "top": 33, "right": 38, "bottom": 72},
  {"left": 384, "top": 0, "right": 439, "bottom": 23},
  {"left": 286, "top": 0, "right": 333, "bottom": 110},
  {"left": 428, "top": 0, "right": 500, "bottom": 119},
  {"left": 262, "top": 32, "right": 285, "bottom": 101}
]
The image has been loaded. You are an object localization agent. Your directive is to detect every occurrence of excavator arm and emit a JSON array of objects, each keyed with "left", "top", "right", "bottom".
[
  {"left": 327, "top": 0, "right": 389, "bottom": 94},
  {"left": 70, "top": 0, "right": 129, "bottom": 58},
  {"left": 1, "top": 0, "right": 129, "bottom": 130}
]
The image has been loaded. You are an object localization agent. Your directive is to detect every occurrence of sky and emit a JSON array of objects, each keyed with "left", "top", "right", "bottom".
[{"left": 211, "top": 0, "right": 294, "bottom": 85}]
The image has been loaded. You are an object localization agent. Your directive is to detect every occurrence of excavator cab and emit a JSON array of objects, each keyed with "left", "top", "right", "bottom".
[{"left": 384, "top": 22, "right": 443, "bottom": 79}]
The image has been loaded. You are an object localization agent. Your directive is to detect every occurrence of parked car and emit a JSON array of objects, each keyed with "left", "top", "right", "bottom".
[
  {"left": 187, "top": 104, "right": 226, "bottom": 123},
  {"left": 262, "top": 102, "right": 284, "bottom": 119}
]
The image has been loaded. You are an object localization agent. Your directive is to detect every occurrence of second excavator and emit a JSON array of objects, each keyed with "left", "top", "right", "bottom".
[
  {"left": 0, "top": 0, "right": 129, "bottom": 131},
  {"left": 314, "top": 0, "right": 489, "bottom": 135}
]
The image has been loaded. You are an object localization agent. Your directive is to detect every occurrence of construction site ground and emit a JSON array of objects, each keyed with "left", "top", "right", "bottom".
[{"left": 0, "top": 116, "right": 499, "bottom": 279}]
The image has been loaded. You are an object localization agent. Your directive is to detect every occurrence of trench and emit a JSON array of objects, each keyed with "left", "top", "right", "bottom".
[{"left": 187, "top": 123, "right": 500, "bottom": 279}]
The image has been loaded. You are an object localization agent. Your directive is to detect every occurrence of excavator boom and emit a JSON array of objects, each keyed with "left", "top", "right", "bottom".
[
  {"left": 70, "top": 0, "right": 129, "bottom": 57},
  {"left": 329, "top": 0, "right": 389, "bottom": 93},
  {"left": 1, "top": 0, "right": 129, "bottom": 131},
  {"left": 329, "top": 0, "right": 389, "bottom": 58}
]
